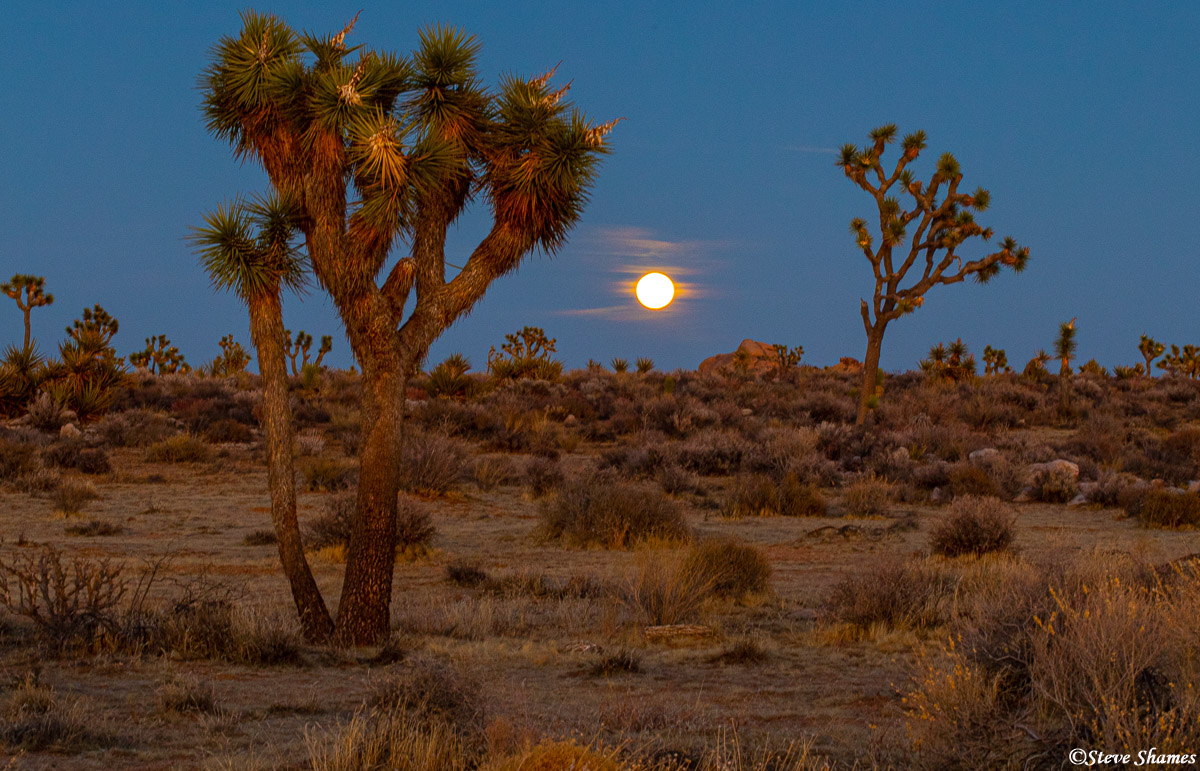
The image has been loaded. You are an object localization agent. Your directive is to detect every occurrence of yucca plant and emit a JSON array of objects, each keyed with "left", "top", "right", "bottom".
[
  {"left": 1055, "top": 318, "right": 1077, "bottom": 377},
  {"left": 839, "top": 125, "right": 1029, "bottom": 424},
  {"left": 920, "top": 339, "right": 975, "bottom": 382},
  {"left": 1138, "top": 334, "right": 1164, "bottom": 379},
  {"left": 41, "top": 307, "right": 126, "bottom": 421},
  {"left": 201, "top": 11, "right": 616, "bottom": 643},
  {"left": 427, "top": 353, "right": 474, "bottom": 398},
  {"left": 2, "top": 274, "right": 54, "bottom": 349},
  {"left": 191, "top": 193, "right": 333, "bottom": 641},
  {"left": 0, "top": 344, "right": 45, "bottom": 417},
  {"left": 1023, "top": 349, "right": 1052, "bottom": 381},
  {"left": 610, "top": 357, "right": 629, "bottom": 373},
  {"left": 635, "top": 356, "right": 655, "bottom": 374}
]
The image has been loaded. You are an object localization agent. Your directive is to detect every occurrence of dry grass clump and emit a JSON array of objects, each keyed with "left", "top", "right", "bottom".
[
  {"left": 1128, "top": 490, "right": 1200, "bottom": 529},
  {"left": 1, "top": 675, "right": 121, "bottom": 753},
  {"left": 946, "top": 463, "right": 1000, "bottom": 499},
  {"left": 42, "top": 440, "right": 111, "bottom": 474},
  {"left": 842, "top": 473, "right": 892, "bottom": 517},
  {"left": 588, "top": 649, "right": 642, "bottom": 677},
  {"left": 823, "top": 558, "right": 956, "bottom": 637},
  {"left": 722, "top": 473, "right": 825, "bottom": 518},
  {"left": 708, "top": 637, "right": 769, "bottom": 666},
  {"left": 51, "top": 478, "right": 100, "bottom": 515},
  {"left": 145, "top": 433, "right": 210, "bottom": 463},
  {"left": 0, "top": 436, "right": 39, "bottom": 481},
  {"left": 242, "top": 529, "right": 277, "bottom": 546},
  {"left": 623, "top": 554, "right": 714, "bottom": 626},
  {"left": 929, "top": 496, "right": 1016, "bottom": 557},
  {"left": 156, "top": 675, "right": 219, "bottom": 715},
  {"left": 94, "top": 408, "right": 180, "bottom": 447},
  {"left": 681, "top": 538, "right": 772, "bottom": 600},
  {"left": 368, "top": 655, "right": 487, "bottom": 741},
  {"left": 538, "top": 472, "right": 689, "bottom": 548},
  {"left": 484, "top": 740, "right": 625, "bottom": 771},
  {"left": 399, "top": 431, "right": 467, "bottom": 497},
  {"left": 306, "top": 709, "right": 472, "bottom": 771},
  {"left": 1028, "top": 463, "right": 1079, "bottom": 503},
  {"left": 63, "top": 519, "right": 122, "bottom": 537},
  {"left": 523, "top": 456, "right": 563, "bottom": 497},
  {"left": 905, "top": 559, "right": 1200, "bottom": 769},
  {"left": 472, "top": 456, "right": 519, "bottom": 491}
]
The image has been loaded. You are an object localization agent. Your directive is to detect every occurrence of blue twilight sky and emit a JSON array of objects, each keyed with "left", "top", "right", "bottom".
[{"left": 2, "top": 2, "right": 1197, "bottom": 373}]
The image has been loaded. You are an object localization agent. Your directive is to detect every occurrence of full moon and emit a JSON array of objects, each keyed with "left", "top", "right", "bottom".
[{"left": 635, "top": 272, "right": 675, "bottom": 309}]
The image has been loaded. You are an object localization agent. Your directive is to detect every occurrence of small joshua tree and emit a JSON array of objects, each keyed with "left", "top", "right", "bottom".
[
  {"left": 1054, "top": 318, "right": 1077, "bottom": 378},
  {"left": 771, "top": 343, "right": 804, "bottom": 377},
  {"left": 284, "top": 330, "right": 333, "bottom": 376},
  {"left": 1023, "top": 349, "right": 1052, "bottom": 381},
  {"left": 130, "top": 335, "right": 189, "bottom": 374},
  {"left": 838, "top": 125, "right": 1029, "bottom": 425},
  {"left": 488, "top": 326, "right": 561, "bottom": 381},
  {"left": 2, "top": 274, "right": 54, "bottom": 349},
  {"left": 1158, "top": 344, "right": 1200, "bottom": 379},
  {"left": 42, "top": 306, "right": 126, "bottom": 421},
  {"left": 208, "top": 334, "right": 252, "bottom": 377},
  {"left": 1139, "top": 334, "right": 1164, "bottom": 379},
  {"left": 982, "top": 345, "right": 1009, "bottom": 375},
  {"left": 920, "top": 339, "right": 975, "bottom": 382}
]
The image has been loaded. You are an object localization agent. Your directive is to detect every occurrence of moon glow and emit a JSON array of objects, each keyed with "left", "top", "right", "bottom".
[{"left": 635, "top": 272, "right": 675, "bottom": 309}]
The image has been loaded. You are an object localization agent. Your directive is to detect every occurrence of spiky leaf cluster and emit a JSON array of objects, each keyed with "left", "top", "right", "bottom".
[
  {"left": 2, "top": 274, "right": 54, "bottom": 311},
  {"left": 130, "top": 335, "right": 189, "bottom": 374},
  {"left": 1158, "top": 344, "right": 1200, "bottom": 379},
  {"left": 191, "top": 194, "right": 306, "bottom": 303},
  {"left": 920, "top": 339, "right": 976, "bottom": 382},
  {"left": 207, "top": 334, "right": 252, "bottom": 377},
  {"left": 982, "top": 345, "right": 1010, "bottom": 375}
]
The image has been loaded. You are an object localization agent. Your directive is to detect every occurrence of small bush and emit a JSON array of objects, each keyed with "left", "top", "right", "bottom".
[
  {"left": 588, "top": 649, "right": 642, "bottom": 677},
  {"left": 2, "top": 676, "right": 121, "bottom": 752},
  {"left": 523, "top": 456, "right": 563, "bottom": 498},
  {"left": 301, "top": 456, "right": 356, "bottom": 491},
  {"left": 396, "top": 497, "right": 437, "bottom": 553},
  {"left": 681, "top": 538, "right": 772, "bottom": 600},
  {"left": 94, "top": 408, "right": 179, "bottom": 448},
  {"left": 445, "top": 562, "right": 490, "bottom": 588},
  {"left": 52, "top": 479, "right": 100, "bottom": 516},
  {"left": 306, "top": 492, "right": 435, "bottom": 552},
  {"left": 145, "top": 434, "right": 210, "bottom": 463},
  {"left": 538, "top": 472, "right": 689, "bottom": 548},
  {"left": 1029, "top": 462, "right": 1079, "bottom": 503},
  {"left": 0, "top": 437, "right": 38, "bottom": 480},
  {"left": 156, "top": 676, "right": 218, "bottom": 715},
  {"left": 1129, "top": 490, "right": 1200, "bottom": 529},
  {"left": 947, "top": 463, "right": 1000, "bottom": 499},
  {"left": 929, "top": 496, "right": 1016, "bottom": 557},
  {"left": 368, "top": 655, "right": 486, "bottom": 739},
  {"left": 243, "top": 529, "right": 277, "bottom": 546},
  {"left": 708, "top": 638, "right": 769, "bottom": 665},
  {"left": 203, "top": 417, "right": 254, "bottom": 443},
  {"left": 399, "top": 432, "right": 467, "bottom": 497},
  {"left": 824, "top": 559, "right": 955, "bottom": 635},
  {"left": 723, "top": 473, "right": 825, "bottom": 518},
  {"left": 843, "top": 474, "right": 892, "bottom": 517},
  {"left": 472, "top": 456, "right": 518, "bottom": 491},
  {"left": 64, "top": 519, "right": 122, "bottom": 537},
  {"left": 623, "top": 556, "right": 714, "bottom": 626}
]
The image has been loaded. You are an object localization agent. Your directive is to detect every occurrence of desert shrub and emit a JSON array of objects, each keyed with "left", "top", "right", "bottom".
[
  {"left": 674, "top": 429, "right": 747, "bottom": 475},
  {"left": 243, "top": 529, "right": 277, "bottom": 546},
  {"left": 823, "top": 559, "right": 956, "bottom": 635},
  {"left": 523, "top": 456, "right": 563, "bottom": 498},
  {"left": 151, "top": 596, "right": 304, "bottom": 666},
  {"left": 947, "top": 463, "right": 1000, "bottom": 499},
  {"left": 0, "top": 547, "right": 126, "bottom": 647},
  {"left": 1028, "top": 463, "right": 1079, "bottom": 503},
  {"left": 445, "top": 562, "right": 490, "bottom": 588},
  {"left": 723, "top": 473, "right": 825, "bottom": 517},
  {"left": 1086, "top": 469, "right": 1142, "bottom": 508},
  {"left": 655, "top": 463, "right": 701, "bottom": 495},
  {"left": 681, "top": 538, "right": 771, "bottom": 600},
  {"left": 842, "top": 473, "right": 892, "bottom": 517},
  {"left": 145, "top": 434, "right": 210, "bottom": 463},
  {"left": 156, "top": 676, "right": 219, "bottom": 715},
  {"left": 369, "top": 655, "right": 486, "bottom": 740},
  {"left": 929, "top": 496, "right": 1016, "bottom": 557},
  {"left": 203, "top": 417, "right": 254, "bottom": 443},
  {"left": 399, "top": 432, "right": 467, "bottom": 497},
  {"left": 0, "top": 436, "right": 39, "bottom": 480},
  {"left": 588, "top": 649, "right": 642, "bottom": 677},
  {"left": 471, "top": 456, "right": 518, "bottom": 491},
  {"left": 64, "top": 519, "right": 122, "bottom": 537},
  {"left": 94, "top": 408, "right": 179, "bottom": 447},
  {"left": 1, "top": 676, "right": 122, "bottom": 752},
  {"left": 51, "top": 479, "right": 100, "bottom": 515},
  {"left": 306, "top": 491, "right": 435, "bottom": 552},
  {"left": 485, "top": 740, "right": 625, "bottom": 771},
  {"left": 301, "top": 456, "right": 356, "bottom": 491},
  {"left": 708, "top": 638, "right": 769, "bottom": 666},
  {"left": 14, "top": 467, "right": 59, "bottom": 495},
  {"left": 538, "top": 472, "right": 689, "bottom": 548},
  {"left": 622, "top": 555, "right": 714, "bottom": 626},
  {"left": 1129, "top": 490, "right": 1200, "bottom": 529}
]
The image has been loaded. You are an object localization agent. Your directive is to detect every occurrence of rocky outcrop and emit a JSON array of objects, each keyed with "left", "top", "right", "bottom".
[{"left": 698, "top": 339, "right": 776, "bottom": 376}]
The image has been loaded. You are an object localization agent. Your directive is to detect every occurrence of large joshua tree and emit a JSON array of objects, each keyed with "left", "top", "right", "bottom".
[
  {"left": 201, "top": 12, "right": 616, "bottom": 643},
  {"left": 839, "top": 125, "right": 1029, "bottom": 425}
]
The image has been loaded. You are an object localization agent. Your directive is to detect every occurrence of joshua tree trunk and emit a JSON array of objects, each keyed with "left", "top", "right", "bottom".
[
  {"left": 333, "top": 353, "right": 404, "bottom": 644},
  {"left": 21, "top": 308, "right": 31, "bottom": 350},
  {"left": 857, "top": 324, "right": 886, "bottom": 426},
  {"left": 247, "top": 293, "right": 335, "bottom": 641}
]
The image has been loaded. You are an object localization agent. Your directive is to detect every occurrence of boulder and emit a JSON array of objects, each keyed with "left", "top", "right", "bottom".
[
  {"left": 828, "top": 357, "right": 863, "bottom": 374},
  {"left": 698, "top": 339, "right": 776, "bottom": 376},
  {"left": 969, "top": 448, "right": 1001, "bottom": 465}
]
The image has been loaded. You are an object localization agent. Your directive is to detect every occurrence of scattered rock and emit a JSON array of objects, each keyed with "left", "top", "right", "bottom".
[
  {"left": 60, "top": 423, "right": 82, "bottom": 440},
  {"left": 1013, "top": 486, "right": 1035, "bottom": 503},
  {"left": 563, "top": 414, "right": 579, "bottom": 427},
  {"left": 1188, "top": 480, "right": 1200, "bottom": 494},
  {"left": 930, "top": 487, "right": 949, "bottom": 505},
  {"left": 969, "top": 448, "right": 1001, "bottom": 465},
  {"left": 698, "top": 339, "right": 776, "bottom": 376},
  {"left": 1067, "top": 493, "right": 1090, "bottom": 507}
]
